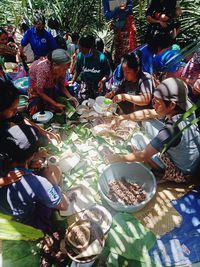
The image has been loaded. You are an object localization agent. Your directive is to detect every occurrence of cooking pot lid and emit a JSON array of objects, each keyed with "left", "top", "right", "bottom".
[{"left": 32, "top": 111, "right": 53, "bottom": 122}]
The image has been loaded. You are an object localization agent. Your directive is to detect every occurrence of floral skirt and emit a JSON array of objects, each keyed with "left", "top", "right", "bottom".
[
  {"left": 159, "top": 153, "right": 190, "bottom": 183},
  {"left": 113, "top": 15, "right": 137, "bottom": 66}
]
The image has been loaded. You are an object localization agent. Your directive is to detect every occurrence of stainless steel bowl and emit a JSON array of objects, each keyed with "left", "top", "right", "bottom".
[{"left": 98, "top": 162, "right": 157, "bottom": 213}]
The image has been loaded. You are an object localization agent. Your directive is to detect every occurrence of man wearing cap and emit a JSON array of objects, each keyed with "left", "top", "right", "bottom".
[
  {"left": 107, "top": 78, "right": 200, "bottom": 182},
  {"left": 19, "top": 13, "right": 58, "bottom": 60},
  {"left": 28, "top": 48, "right": 77, "bottom": 115}
]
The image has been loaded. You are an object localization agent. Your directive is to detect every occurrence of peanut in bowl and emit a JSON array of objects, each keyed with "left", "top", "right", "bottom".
[{"left": 98, "top": 162, "right": 157, "bottom": 213}]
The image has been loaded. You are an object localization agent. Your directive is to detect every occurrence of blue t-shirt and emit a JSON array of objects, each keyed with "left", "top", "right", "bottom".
[
  {"left": 153, "top": 49, "right": 181, "bottom": 73},
  {"left": 21, "top": 27, "right": 58, "bottom": 57},
  {"left": 102, "top": 0, "right": 133, "bottom": 21},
  {"left": 76, "top": 51, "right": 111, "bottom": 85},
  {"left": 140, "top": 45, "right": 154, "bottom": 75},
  {"left": 0, "top": 169, "right": 62, "bottom": 224}
]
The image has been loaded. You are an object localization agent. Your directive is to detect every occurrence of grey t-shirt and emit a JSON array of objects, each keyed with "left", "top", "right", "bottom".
[
  {"left": 115, "top": 72, "right": 154, "bottom": 114},
  {"left": 150, "top": 118, "right": 181, "bottom": 152},
  {"left": 150, "top": 115, "right": 200, "bottom": 174}
]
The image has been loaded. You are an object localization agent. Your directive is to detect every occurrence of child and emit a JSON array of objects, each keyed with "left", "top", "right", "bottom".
[
  {"left": 0, "top": 79, "right": 60, "bottom": 146},
  {"left": 0, "top": 124, "right": 69, "bottom": 232}
]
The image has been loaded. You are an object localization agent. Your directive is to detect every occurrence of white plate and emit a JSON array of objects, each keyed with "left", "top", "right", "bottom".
[
  {"left": 60, "top": 184, "right": 95, "bottom": 216},
  {"left": 82, "top": 98, "right": 95, "bottom": 108},
  {"left": 93, "top": 104, "right": 113, "bottom": 116},
  {"left": 81, "top": 204, "right": 112, "bottom": 234},
  {"left": 58, "top": 151, "right": 80, "bottom": 173}
]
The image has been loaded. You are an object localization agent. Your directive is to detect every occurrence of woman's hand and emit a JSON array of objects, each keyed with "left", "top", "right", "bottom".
[
  {"left": 111, "top": 116, "right": 124, "bottom": 129},
  {"left": 98, "top": 80, "right": 104, "bottom": 93},
  {"left": 34, "top": 124, "right": 61, "bottom": 144},
  {"left": 44, "top": 131, "right": 61, "bottom": 144},
  {"left": 69, "top": 96, "right": 78, "bottom": 107},
  {"left": 55, "top": 103, "right": 65, "bottom": 111},
  {"left": 105, "top": 153, "right": 123, "bottom": 164},
  {"left": 193, "top": 79, "right": 200, "bottom": 94},
  {"left": 105, "top": 91, "right": 115, "bottom": 99},
  {"left": 112, "top": 94, "right": 126, "bottom": 103},
  {"left": 159, "top": 21, "right": 168, "bottom": 28}
]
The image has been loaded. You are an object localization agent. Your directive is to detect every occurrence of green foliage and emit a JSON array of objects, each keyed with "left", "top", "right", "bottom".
[
  {"left": 107, "top": 253, "right": 159, "bottom": 267},
  {"left": 0, "top": 56, "right": 5, "bottom": 69},
  {"left": 106, "top": 212, "right": 156, "bottom": 261},
  {"left": 73, "top": 124, "right": 92, "bottom": 139},
  {"left": 0, "top": 0, "right": 104, "bottom": 34},
  {"left": 0, "top": 213, "right": 44, "bottom": 241},
  {"left": 0, "top": 0, "right": 199, "bottom": 47},
  {"left": 56, "top": 96, "right": 76, "bottom": 118},
  {"left": 2, "top": 240, "right": 40, "bottom": 267},
  {"left": 177, "top": 0, "right": 200, "bottom": 47}
]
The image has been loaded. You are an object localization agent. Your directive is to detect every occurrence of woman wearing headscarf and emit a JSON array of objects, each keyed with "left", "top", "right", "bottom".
[{"left": 28, "top": 49, "right": 76, "bottom": 115}]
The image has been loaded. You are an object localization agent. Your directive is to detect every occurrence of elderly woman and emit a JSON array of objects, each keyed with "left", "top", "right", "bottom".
[
  {"left": 107, "top": 78, "right": 200, "bottom": 183},
  {"left": 28, "top": 48, "right": 76, "bottom": 115}
]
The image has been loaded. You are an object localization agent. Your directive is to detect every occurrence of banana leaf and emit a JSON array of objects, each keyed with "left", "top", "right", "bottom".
[
  {"left": 56, "top": 96, "right": 76, "bottom": 118},
  {"left": 0, "top": 56, "right": 5, "bottom": 69},
  {"left": 106, "top": 213, "right": 156, "bottom": 261},
  {"left": 107, "top": 252, "right": 159, "bottom": 267},
  {"left": 2, "top": 240, "right": 40, "bottom": 267},
  {"left": 0, "top": 213, "right": 44, "bottom": 241},
  {"left": 74, "top": 125, "right": 92, "bottom": 139}
]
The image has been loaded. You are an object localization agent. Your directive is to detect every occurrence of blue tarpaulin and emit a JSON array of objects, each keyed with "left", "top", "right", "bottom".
[{"left": 149, "top": 187, "right": 200, "bottom": 266}]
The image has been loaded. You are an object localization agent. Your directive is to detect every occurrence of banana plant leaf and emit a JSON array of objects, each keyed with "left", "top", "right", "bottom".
[
  {"left": 0, "top": 56, "right": 5, "bottom": 69},
  {"left": 106, "top": 213, "right": 156, "bottom": 261},
  {"left": 74, "top": 125, "right": 92, "bottom": 139},
  {"left": 107, "top": 252, "right": 160, "bottom": 267},
  {"left": 2, "top": 240, "right": 40, "bottom": 267},
  {"left": 0, "top": 213, "right": 44, "bottom": 241},
  {"left": 56, "top": 96, "right": 76, "bottom": 118}
]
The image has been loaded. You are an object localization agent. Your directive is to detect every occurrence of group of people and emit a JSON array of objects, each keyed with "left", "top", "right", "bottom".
[{"left": 0, "top": 0, "right": 200, "bottom": 238}]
